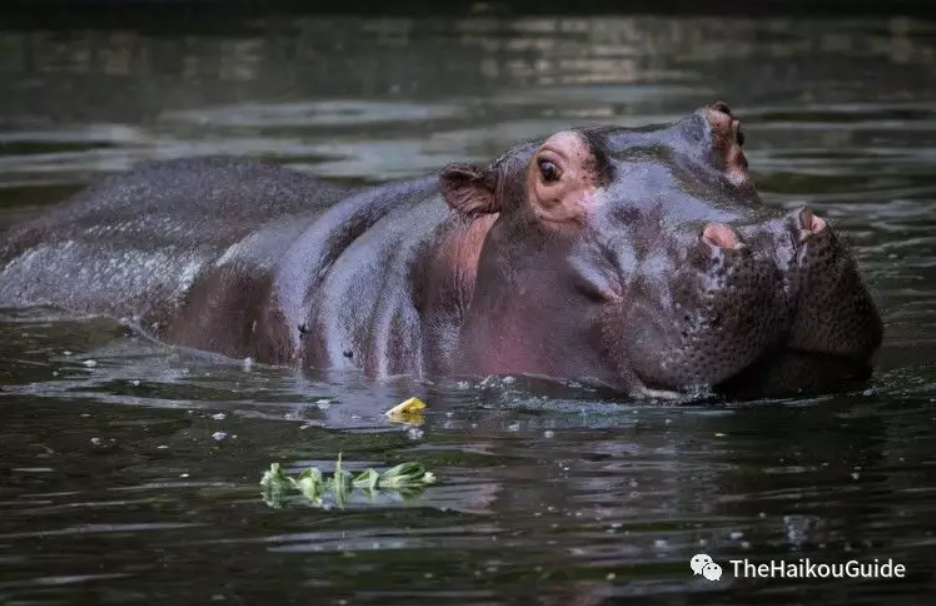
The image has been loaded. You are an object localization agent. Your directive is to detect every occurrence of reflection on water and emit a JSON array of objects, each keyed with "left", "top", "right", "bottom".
[{"left": 1, "top": 11, "right": 935, "bottom": 606}]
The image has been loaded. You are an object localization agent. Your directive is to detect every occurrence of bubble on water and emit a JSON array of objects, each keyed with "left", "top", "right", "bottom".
[
  {"left": 212, "top": 432, "right": 228, "bottom": 441},
  {"left": 90, "top": 437, "right": 101, "bottom": 445},
  {"left": 508, "top": 422, "right": 520, "bottom": 432},
  {"left": 544, "top": 430, "right": 555, "bottom": 438},
  {"left": 730, "top": 531, "right": 744, "bottom": 540},
  {"left": 211, "top": 413, "right": 227, "bottom": 420},
  {"left": 157, "top": 445, "right": 169, "bottom": 449},
  {"left": 63, "top": 350, "right": 72, "bottom": 356},
  {"left": 83, "top": 359, "right": 98, "bottom": 368},
  {"left": 502, "top": 376, "right": 516, "bottom": 385},
  {"left": 407, "top": 427, "right": 424, "bottom": 440},
  {"left": 242, "top": 357, "right": 254, "bottom": 371},
  {"left": 131, "top": 380, "right": 140, "bottom": 386}
]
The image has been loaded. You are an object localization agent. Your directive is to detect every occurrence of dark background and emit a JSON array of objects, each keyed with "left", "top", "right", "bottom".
[{"left": 2, "top": 0, "right": 935, "bottom": 21}]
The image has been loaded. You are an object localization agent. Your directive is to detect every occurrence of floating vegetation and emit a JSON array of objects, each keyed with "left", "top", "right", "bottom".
[
  {"left": 385, "top": 396, "right": 427, "bottom": 425},
  {"left": 260, "top": 455, "right": 437, "bottom": 509}
]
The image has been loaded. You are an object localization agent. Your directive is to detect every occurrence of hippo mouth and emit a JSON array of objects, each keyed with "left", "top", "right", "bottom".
[
  {"left": 634, "top": 346, "right": 874, "bottom": 401},
  {"left": 715, "top": 347, "right": 874, "bottom": 398}
]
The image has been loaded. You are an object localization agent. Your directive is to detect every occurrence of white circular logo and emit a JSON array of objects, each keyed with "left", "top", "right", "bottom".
[{"left": 691, "top": 553, "right": 723, "bottom": 581}]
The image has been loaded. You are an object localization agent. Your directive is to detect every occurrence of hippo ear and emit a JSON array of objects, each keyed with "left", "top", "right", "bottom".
[{"left": 439, "top": 163, "right": 500, "bottom": 216}]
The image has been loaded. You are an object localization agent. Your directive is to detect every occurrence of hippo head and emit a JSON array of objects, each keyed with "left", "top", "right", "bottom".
[{"left": 440, "top": 102, "right": 883, "bottom": 398}]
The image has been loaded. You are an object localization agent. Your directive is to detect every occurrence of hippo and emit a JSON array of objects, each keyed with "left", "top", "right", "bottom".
[{"left": 0, "top": 102, "right": 882, "bottom": 399}]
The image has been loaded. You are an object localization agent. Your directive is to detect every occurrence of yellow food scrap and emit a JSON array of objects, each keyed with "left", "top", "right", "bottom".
[{"left": 385, "top": 396, "right": 427, "bottom": 424}]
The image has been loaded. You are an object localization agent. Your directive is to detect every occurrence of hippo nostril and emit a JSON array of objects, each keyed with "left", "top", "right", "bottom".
[
  {"left": 702, "top": 223, "right": 740, "bottom": 249},
  {"left": 800, "top": 208, "right": 827, "bottom": 237}
]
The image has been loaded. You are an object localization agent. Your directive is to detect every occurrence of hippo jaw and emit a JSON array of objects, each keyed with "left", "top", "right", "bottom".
[{"left": 439, "top": 102, "right": 883, "bottom": 399}]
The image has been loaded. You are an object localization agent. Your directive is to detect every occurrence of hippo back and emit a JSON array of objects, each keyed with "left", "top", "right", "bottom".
[{"left": 0, "top": 157, "right": 350, "bottom": 320}]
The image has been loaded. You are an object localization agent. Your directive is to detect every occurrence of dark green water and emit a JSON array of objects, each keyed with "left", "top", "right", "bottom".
[{"left": 1, "top": 13, "right": 936, "bottom": 605}]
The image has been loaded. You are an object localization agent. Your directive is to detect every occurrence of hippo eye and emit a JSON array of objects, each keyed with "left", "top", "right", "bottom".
[{"left": 537, "top": 158, "right": 562, "bottom": 184}]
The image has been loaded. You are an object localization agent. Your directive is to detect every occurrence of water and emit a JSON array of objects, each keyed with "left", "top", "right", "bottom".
[{"left": 2, "top": 11, "right": 936, "bottom": 605}]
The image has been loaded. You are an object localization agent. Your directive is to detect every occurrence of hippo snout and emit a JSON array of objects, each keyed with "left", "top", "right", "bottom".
[{"left": 622, "top": 205, "right": 881, "bottom": 394}]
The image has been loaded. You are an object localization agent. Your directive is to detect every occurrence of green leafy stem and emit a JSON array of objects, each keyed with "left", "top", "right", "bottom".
[{"left": 260, "top": 455, "right": 437, "bottom": 508}]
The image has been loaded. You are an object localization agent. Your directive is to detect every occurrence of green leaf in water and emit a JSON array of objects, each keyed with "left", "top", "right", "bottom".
[
  {"left": 259, "top": 455, "right": 437, "bottom": 509},
  {"left": 378, "top": 461, "right": 437, "bottom": 489},
  {"left": 352, "top": 468, "right": 381, "bottom": 492},
  {"left": 295, "top": 466, "right": 325, "bottom": 505},
  {"left": 259, "top": 462, "right": 291, "bottom": 508}
]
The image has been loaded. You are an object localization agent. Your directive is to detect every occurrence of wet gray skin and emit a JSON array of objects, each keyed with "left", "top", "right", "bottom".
[
  {"left": 0, "top": 103, "right": 883, "bottom": 399},
  {"left": 445, "top": 103, "right": 882, "bottom": 397}
]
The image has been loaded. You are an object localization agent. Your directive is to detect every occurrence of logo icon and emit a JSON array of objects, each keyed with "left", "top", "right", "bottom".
[{"left": 690, "top": 553, "right": 723, "bottom": 581}]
